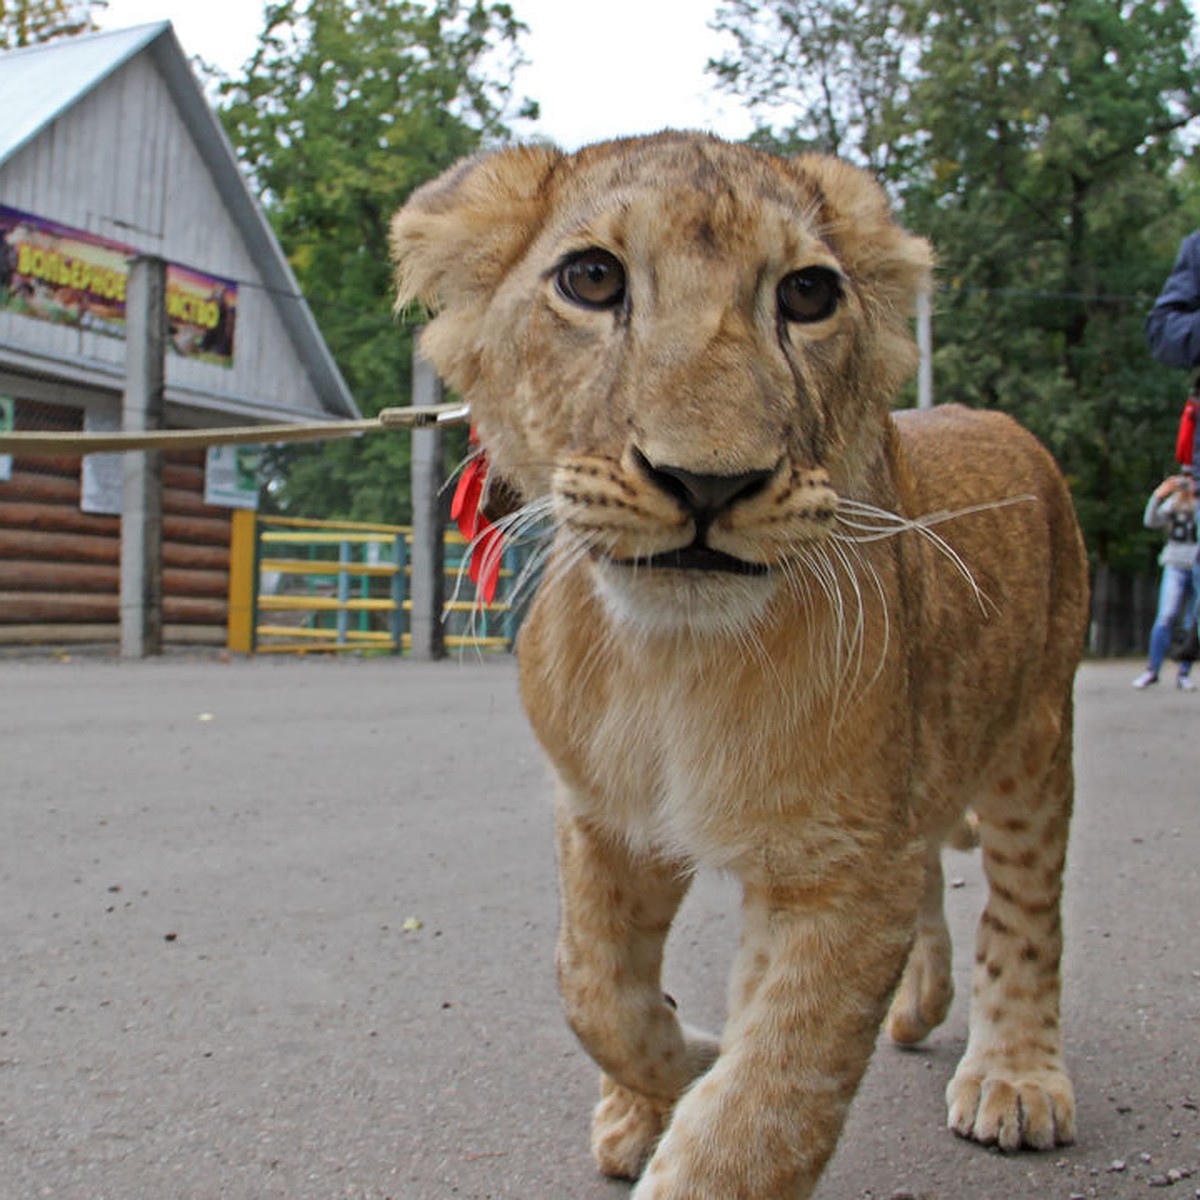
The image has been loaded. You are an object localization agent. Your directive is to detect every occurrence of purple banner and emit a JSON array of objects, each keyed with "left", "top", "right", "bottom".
[{"left": 0, "top": 204, "right": 237, "bottom": 366}]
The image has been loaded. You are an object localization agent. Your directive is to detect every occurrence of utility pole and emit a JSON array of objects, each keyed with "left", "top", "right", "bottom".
[
  {"left": 120, "top": 255, "right": 166, "bottom": 658},
  {"left": 409, "top": 335, "right": 446, "bottom": 660},
  {"left": 917, "top": 286, "right": 934, "bottom": 409}
]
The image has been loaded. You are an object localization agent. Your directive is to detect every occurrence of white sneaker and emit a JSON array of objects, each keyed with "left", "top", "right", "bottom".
[
  {"left": 1131, "top": 670, "right": 1159, "bottom": 689},
  {"left": 1178, "top": 675, "right": 1196, "bottom": 692}
]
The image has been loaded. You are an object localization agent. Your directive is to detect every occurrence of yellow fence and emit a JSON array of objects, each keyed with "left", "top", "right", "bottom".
[{"left": 227, "top": 511, "right": 523, "bottom": 655}]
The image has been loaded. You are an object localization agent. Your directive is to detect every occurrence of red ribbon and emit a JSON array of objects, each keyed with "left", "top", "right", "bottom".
[
  {"left": 1176, "top": 394, "right": 1197, "bottom": 467},
  {"left": 449, "top": 436, "right": 503, "bottom": 604}
]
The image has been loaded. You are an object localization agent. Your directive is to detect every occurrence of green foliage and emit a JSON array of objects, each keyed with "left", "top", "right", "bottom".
[
  {"left": 0, "top": 0, "right": 104, "bottom": 48},
  {"left": 712, "top": 0, "right": 1200, "bottom": 574},
  {"left": 711, "top": 0, "right": 915, "bottom": 174},
  {"left": 898, "top": 0, "right": 1200, "bottom": 573},
  {"left": 218, "top": 0, "right": 533, "bottom": 522}
]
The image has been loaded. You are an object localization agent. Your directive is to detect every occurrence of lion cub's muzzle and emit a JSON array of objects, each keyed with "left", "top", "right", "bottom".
[
  {"left": 551, "top": 445, "right": 837, "bottom": 582},
  {"left": 609, "top": 448, "right": 776, "bottom": 574}
]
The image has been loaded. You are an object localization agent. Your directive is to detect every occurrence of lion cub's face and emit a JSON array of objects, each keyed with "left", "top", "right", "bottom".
[{"left": 393, "top": 134, "right": 932, "bottom": 634}]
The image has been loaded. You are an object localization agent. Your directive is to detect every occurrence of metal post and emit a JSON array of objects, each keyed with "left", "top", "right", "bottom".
[
  {"left": 120, "top": 255, "right": 166, "bottom": 658},
  {"left": 916, "top": 286, "right": 933, "bottom": 410},
  {"left": 390, "top": 531, "right": 408, "bottom": 655},
  {"left": 226, "top": 509, "right": 257, "bottom": 654},
  {"left": 336, "top": 539, "right": 351, "bottom": 646},
  {"left": 409, "top": 334, "right": 446, "bottom": 660},
  {"left": 502, "top": 542, "right": 518, "bottom": 649}
]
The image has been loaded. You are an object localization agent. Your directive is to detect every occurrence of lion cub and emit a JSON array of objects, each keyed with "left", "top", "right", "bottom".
[{"left": 392, "top": 132, "right": 1088, "bottom": 1200}]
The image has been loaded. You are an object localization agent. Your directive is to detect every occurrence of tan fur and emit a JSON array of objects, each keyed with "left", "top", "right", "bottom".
[{"left": 392, "top": 132, "right": 1089, "bottom": 1199}]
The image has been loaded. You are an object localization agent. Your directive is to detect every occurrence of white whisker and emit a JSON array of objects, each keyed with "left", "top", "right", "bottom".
[
  {"left": 831, "top": 495, "right": 1019, "bottom": 616},
  {"left": 835, "top": 536, "right": 891, "bottom": 698}
]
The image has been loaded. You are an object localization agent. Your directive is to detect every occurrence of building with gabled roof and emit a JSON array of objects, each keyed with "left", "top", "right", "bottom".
[
  {"left": 0, "top": 20, "right": 357, "bottom": 425},
  {"left": 0, "top": 22, "right": 360, "bottom": 649}
]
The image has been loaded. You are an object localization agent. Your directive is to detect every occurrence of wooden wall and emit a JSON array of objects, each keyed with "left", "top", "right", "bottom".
[{"left": 0, "top": 398, "right": 231, "bottom": 646}]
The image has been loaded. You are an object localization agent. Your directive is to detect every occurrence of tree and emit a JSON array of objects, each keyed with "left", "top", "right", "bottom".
[
  {"left": 218, "top": 0, "right": 534, "bottom": 522},
  {"left": 896, "top": 0, "right": 1200, "bottom": 573},
  {"left": 1, "top": 0, "right": 105, "bottom": 48},
  {"left": 710, "top": 0, "right": 1200, "bottom": 577},
  {"left": 710, "top": 0, "right": 917, "bottom": 175}
]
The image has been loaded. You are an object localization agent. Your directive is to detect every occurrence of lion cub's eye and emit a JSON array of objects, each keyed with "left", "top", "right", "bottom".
[
  {"left": 556, "top": 249, "right": 626, "bottom": 310},
  {"left": 777, "top": 267, "right": 841, "bottom": 323}
]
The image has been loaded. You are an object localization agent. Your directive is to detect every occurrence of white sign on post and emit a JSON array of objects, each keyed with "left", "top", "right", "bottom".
[{"left": 81, "top": 407, "right": 122, "bottom": 515}]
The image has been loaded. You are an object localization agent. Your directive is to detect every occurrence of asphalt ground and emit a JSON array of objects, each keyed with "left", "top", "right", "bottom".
[{"left": 0, "top": 655, "right": 1196, "bottom": 1200}]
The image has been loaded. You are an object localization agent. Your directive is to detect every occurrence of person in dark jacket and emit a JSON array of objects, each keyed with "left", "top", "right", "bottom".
[{"left": 1147, "top": 230, "right": 1200, "bottom": 468}]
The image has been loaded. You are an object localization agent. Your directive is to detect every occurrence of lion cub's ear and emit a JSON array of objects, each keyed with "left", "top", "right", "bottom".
[
  {"left": 391, "top": 145, "right": 562, "bottom": 316},
  {"left": 791, "top": 153, "right": 933, "bottom": 311},
  {"left": 391, "top": 145, "right": 561, "bottom": 392}
]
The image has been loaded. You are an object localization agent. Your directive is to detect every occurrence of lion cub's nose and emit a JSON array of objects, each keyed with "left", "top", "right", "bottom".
[{"left": 635, "top": 449, "right": 773, "bottom": 520}]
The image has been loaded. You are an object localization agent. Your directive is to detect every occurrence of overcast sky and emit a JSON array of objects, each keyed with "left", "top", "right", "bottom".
[{"left": 97, "top": 0, "right": 757, "bottom": 149}]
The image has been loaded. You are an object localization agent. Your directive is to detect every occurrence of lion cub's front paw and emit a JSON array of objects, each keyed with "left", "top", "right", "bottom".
[
  {"left": 946, "top": 1059, "right": 1076, "bottom": 1151},
  {"left": 591, "top": 1075, "right": 672, "bottom": 1181}
]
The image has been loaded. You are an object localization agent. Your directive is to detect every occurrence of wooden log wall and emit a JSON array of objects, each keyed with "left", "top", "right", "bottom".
[{"left": 0, "top": 398, "right": 231, "bottom": 646}]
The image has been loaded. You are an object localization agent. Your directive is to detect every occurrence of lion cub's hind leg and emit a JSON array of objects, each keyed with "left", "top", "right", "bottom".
[
  {"left": 886, "top": 838, "right": 955, "bottom": 1046},
  {"left": 946, "top": 712, "right": 1076, "bottom": 1151}
]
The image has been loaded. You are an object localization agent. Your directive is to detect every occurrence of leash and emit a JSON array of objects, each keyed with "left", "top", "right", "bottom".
[
  {"left": 0, "top": 403, "right": 471, "bottom": 457},
  {"left": 0, "top": 398, "right": 504, "bottom": 598}
]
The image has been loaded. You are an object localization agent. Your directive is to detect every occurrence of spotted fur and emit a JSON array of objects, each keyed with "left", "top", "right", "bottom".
[{"left": 392, "top": 132, "right": 1089, "bottom": 1199}]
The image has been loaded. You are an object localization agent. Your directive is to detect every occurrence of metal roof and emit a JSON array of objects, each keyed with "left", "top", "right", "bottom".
[
  {"left": 0, "top": 23, "right": 168, "bottom": 165},
  {"left": 0, "top": 24, "right": 360, "bottom": 422}
]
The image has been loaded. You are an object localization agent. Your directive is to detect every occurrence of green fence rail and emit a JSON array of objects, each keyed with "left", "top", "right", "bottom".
[{"left": 228, "top": 512, "right": 527, "bottom": 656}]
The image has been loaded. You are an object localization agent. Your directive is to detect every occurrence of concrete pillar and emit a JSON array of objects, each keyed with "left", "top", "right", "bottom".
[
  {"left": 120, "top": 255, "right": 166, "bottom": 658},
  {"left": 409, "top": 335, "right": 446, "bottom": 660}
]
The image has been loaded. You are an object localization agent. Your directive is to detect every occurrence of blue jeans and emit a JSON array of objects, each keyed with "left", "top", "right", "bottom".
[{"left": 1148, "top": 561, "right": 1200, "bottom": 673}]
